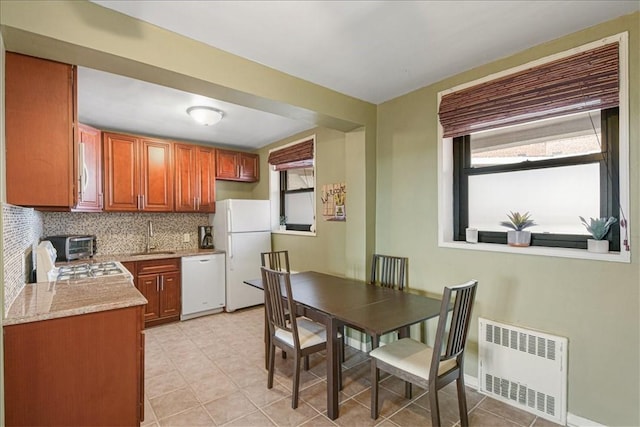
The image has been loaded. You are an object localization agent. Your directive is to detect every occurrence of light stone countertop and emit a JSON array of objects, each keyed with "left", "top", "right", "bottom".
[
  {"left": 5, "top": 249, "right": 226, "bottom": 326},
  {"left": 90, "top": 248, "right": 225, "bottom": 263},
  {"left": 4, "top": 275, "right": 147, "bottom": 326}
]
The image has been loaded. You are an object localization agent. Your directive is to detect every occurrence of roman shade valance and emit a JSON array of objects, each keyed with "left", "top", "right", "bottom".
[
  {"left": 268, "top": 139, "right": 314, "bottom": 171},
  {"left": 438, "top": 42, "right": 619, "bottom": 138}
]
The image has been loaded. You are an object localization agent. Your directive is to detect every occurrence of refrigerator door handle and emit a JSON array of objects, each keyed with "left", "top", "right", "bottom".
[
  {"left": 227, "top": 207, "right": 232, "bottom": 233},
  {"left": 228, "top": 234, "right": 233, "bottom": 264}
]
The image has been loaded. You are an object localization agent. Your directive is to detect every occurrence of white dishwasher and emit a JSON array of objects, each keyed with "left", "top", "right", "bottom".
[{"left": 181, "top": 253, "right": 225, "bottom": 320}]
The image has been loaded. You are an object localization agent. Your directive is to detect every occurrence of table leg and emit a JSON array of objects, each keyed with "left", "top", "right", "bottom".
[
  {"left": 326, "top": 316, "right": 340, "bottom": 420},
  {"left": 398, "top": 325, "right": 412, "bottom": 398},
  {"left": 264, "top": 308, "right": 269, "bottom": 370}
]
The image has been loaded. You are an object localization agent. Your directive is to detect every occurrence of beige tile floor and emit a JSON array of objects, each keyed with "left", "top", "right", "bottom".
[{"left": 143, "top": 306, "right": 562, "bottom": 427}]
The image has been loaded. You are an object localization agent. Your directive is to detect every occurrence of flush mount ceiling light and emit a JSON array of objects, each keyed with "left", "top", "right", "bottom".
[{"left": 186, "top": 106, "right": 224, "bottom": 126}]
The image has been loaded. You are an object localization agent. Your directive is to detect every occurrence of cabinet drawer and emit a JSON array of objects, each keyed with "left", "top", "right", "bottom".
[{"left": 136, "top": 258, "right": 180, "bottom": 275}]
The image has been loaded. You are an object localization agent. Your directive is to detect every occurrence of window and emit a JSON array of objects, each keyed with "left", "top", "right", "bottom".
[
  {"left": 280, "top": 167, "right": 315, "bottom": 231},
  {"left": 437, "top": 34, "right": 630, "bottom": 261},
  {"left": 453, "top": 108, "right": 620, "bottom": 250},
  {"left": 269, "top": 136, "right": 316, "bottom": 234}
]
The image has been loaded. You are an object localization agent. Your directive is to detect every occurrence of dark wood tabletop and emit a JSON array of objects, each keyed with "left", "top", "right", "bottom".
[{"left": 244, "top": 270, "right": 443, "bottom": 420}]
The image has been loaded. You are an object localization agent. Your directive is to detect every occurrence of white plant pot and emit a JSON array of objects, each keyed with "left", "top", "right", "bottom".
[
  {"left": 587, "top": 239, "right": 609, "bottom": 253},
  {"left": 507, "top": 230, "right": 531, "bottom": 247}
]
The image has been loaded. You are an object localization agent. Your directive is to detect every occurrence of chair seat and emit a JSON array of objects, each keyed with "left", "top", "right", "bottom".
[
  {"left": 370, "top": 338, "right": 457, "bottom": 380},
  {"left": 275, "top": 317, "right": 327, "bottom": 349}
]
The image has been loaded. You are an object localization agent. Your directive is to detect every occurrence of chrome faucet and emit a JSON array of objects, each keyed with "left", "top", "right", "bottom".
[{"left": 146, "top": 220, "right": 156, "bottom": 253}]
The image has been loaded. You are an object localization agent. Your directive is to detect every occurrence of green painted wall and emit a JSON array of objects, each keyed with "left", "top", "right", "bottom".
[{"left": 376, "top": 13, "right": 639, "bottom": 426}]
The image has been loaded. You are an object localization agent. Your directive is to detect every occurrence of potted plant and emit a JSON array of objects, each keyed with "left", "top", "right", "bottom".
[
  {"left": 279, "top": 216, "right": 287, "bottom": 231},
  {"left": 500, "top": 211, "right": 536, "bottom": 247},
  {"left": 579, "top": 216, "right": 617, "bottom": 253}
]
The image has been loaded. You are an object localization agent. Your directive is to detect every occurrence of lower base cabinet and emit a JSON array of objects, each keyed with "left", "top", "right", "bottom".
[
  {"left": 4, "top": 306, "right": 145, "bottom": 426},
  {"left": 129, "top": 258, "right": 181, "bottom": 327}
]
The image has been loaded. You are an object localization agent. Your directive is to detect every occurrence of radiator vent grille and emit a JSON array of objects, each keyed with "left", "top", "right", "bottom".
[
  {"left": 484, "top": 322, "right": 558, "bottom": 361},
  {"left": 479, "top": 318, "right": 568, "bottom": 425}
]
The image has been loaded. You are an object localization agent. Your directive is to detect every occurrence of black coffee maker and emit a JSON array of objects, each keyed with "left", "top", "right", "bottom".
[{"left": 198, "top": 226, "right": 214, "bottom": 249}]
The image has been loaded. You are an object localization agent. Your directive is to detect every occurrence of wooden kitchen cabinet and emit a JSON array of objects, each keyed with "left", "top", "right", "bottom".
[
  {"left": 5, "top": 52, "right": 77, "bottom": 209},
  {"left": 73, "top": 123, "right": 103, "bottom": 212},
  {"left": 103, "top": 132, "right": 174, "bottom": 212},
  {"left": 4, "top": 306, "right": 145, "bottom": 426},
  {"left": 215, "top": 148, "right": 259, "bottom": 182},
  {"left": 135, "top": 258, "right": 181, "bottom": 326},
  {"left": 174, "top": 143, "right": 216, "bottom": 212}
]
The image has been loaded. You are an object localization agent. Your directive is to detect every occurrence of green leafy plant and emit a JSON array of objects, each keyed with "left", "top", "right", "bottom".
[
  {"left": 279, "top": 216, "right": 287, "bottom": 226},
  {"left": 579, "top": 216, "right": 617, "bottom": 240},
  {"left": 500, "top": 211, "right": 536, "bottom": 231}
]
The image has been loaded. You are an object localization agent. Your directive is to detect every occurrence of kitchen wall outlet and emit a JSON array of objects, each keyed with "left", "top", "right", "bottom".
[{"left": 182, "top": 233, "right": 190, "bottom": 243}]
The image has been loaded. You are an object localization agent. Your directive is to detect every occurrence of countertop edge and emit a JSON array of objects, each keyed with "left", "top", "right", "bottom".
[{"left": 3, "top": 295, "right": 148, "bottom": 326}]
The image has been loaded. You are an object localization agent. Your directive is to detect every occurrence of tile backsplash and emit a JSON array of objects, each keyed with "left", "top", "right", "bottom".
[
  {"left": 43, "top": 212, "right": 210, "bottom": 255},
  {"left": 3, "top": 203, "right": 43, "bottom": 312}
]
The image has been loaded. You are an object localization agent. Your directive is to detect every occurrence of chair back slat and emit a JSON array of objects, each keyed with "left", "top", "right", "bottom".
[
  {"left": 261, "top": 267, "right": 299, "bottom": 347},
  {"left": 370, "top": 254, "right": 408, "bottom": 290},
  {"left": 261, "top": 250, "right": 291, "bottom": 272},
  {"left": 430, "top": 280, "right": 478, "bottom": 376}
]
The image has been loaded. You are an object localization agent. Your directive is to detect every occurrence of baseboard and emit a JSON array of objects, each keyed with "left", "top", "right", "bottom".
[{"left": 566, "top": 413, "right": 606, "bottom": 427}]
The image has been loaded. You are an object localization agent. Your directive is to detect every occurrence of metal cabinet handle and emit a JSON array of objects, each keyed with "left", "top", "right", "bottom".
[
  {"left": 160, "top": 275, "right": 164, "bottom": 291},
  {"left": 155, "top": 276, "right": 159, "bottom": 292}
]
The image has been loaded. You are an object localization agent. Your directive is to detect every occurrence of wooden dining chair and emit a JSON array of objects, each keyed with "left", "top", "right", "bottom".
[
  {"left": 343, "top": 254, "right": 409, "bottom": 355},
  {"left": 370, "top": 280, "right": 478, "bottom": 426},
  {"left": 370, "top": 253, "right": 408, "bottom": 290},
  {"left": 261, "top": 266, "right": 341, "bottom": 409},
  {"left": 261, "top": 250, "right": 290, "bottom": 272}
]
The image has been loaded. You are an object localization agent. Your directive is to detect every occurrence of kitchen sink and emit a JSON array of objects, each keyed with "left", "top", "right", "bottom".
[{"left": 129, "top": 250, "right": 177, "bottom": 256}]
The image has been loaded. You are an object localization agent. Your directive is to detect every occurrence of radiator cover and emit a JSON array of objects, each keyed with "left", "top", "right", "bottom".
[{"left": 478, "top": 318, "right": 568, "bottom": 425}]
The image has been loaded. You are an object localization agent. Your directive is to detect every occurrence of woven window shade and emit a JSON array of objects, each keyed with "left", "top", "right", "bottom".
[
  {"left": 439, "top": 42, "right": 619, "bottom": 138},
  {"left": 268, "top": 139, "right": 314, "bottom": 171}
]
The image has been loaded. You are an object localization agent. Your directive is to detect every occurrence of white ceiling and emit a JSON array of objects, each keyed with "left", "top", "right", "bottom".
[{"left": 83, "top": 0, "right": 639, "bottom": 149}]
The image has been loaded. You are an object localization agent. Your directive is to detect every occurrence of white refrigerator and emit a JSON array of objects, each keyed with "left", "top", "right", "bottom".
[{"left": 212, "top": 199, "right": 271, "bottom": 312}]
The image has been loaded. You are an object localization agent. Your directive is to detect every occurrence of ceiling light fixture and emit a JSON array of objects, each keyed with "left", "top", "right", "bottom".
[{"left": 187, "top": 106, "right": 224, "bottom": 126}]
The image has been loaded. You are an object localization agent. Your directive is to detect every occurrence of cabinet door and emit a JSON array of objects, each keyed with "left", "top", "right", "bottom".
[
  {"left": 239, "top": 152, "right": 259, "bottom": 182},
  {"left": 137, "top": 274, "right": 160, "bottom": 321},
  {"left": 74, "top": 124, "right": 103, "bottom": 212},
  {"left": 197, "top": 146, "right": 216, "bottom": 212},
  {"left": 215, "top": 149, "right": 239, "bottom": 180},
  {"left": 140, "top": 138, "right": 174, "bottom": 212},
  {"left": 174, "top": 143, "right": 197, "bottom": 212},
  {"left": 103, "top": 132, "right": 140, "bottom": 211},
  {"left": 5, "top": 52, "right": 76, "bottom": 209},
  {"left": 159, "top": 271, "right": 181, "bottom": 318}
]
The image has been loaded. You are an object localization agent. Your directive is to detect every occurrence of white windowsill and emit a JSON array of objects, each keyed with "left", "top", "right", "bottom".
[
  {"left": 272, "top": 230, "right": 316, "bottom": 237},
  {"left": 440, "top": 240, "right": 630, "bottom": 263}
]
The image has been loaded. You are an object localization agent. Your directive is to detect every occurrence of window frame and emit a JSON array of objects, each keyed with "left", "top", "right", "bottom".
[
  {"left": 279, "top": 169, "right": 315, "bottom": 232},
  {"left": 437, "top": 33, "right": 630, "bottom": 263},
  {"left": 453, "top": 107, "right": 620, "bottom": 251}
]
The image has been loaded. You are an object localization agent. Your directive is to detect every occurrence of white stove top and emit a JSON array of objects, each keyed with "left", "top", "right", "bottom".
[{"left": 56, "top": 261, "right": 129, "bottom": 281}]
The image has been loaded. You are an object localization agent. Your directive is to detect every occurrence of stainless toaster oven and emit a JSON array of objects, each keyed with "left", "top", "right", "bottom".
[{"left": 42, "top": 235, "right": 97, "bottom": 262}]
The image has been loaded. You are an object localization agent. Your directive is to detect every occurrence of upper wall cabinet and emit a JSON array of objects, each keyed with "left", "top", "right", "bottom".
[
  {"left": 215, "top": 149, "right": 259, "bottom": 182},
  {"left": 73, "top": 124, "right": 103, "bottom": 212},
  {"left": 5, "top": 53, "right": 77, "bottom": 210},
  {"left": 103, "top": 132, "right": 174, "bottom": 212},
  {"left": 174, "top": 143, "right": 216, "bottom": 213}
]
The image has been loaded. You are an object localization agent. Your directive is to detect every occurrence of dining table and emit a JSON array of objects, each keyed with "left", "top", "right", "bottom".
[{"left": 244, "top": 270, "right": 443, "bottom": 420}]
